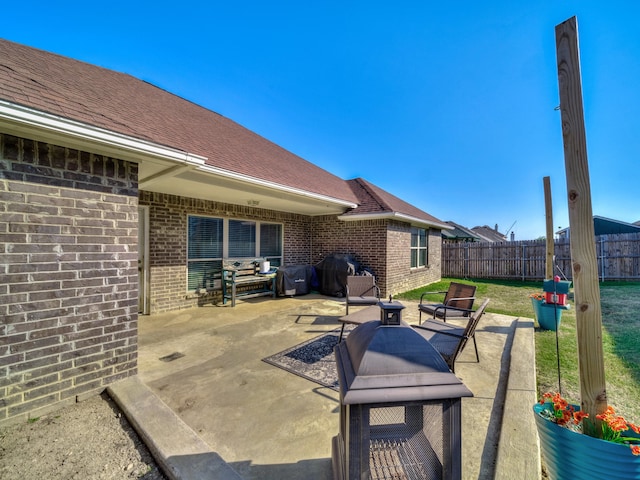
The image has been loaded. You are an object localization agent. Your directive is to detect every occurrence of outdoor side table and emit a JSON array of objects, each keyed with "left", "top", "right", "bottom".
[{"left": 338, "top": 304, "right": 410, "bottom": 341}]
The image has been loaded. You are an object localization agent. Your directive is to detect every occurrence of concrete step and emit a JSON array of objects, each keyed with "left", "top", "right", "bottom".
[{"left": 108, "top": 376, "right": 242, "bottom": 480}]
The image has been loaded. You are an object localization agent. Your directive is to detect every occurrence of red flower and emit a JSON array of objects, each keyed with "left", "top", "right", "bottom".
[{"left": 573, "top": 411, "right": 589, "bottom": 425}]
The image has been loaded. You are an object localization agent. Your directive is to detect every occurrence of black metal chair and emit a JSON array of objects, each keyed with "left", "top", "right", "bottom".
[
  {"left": 413, "top": 299, "right": 489, "bottom": 372},
  {"left": 418, "top": 282, "right": 477, "bottom": 324},
  {"left": 345, "top": 275, "right": 380, "bottom": 315}
]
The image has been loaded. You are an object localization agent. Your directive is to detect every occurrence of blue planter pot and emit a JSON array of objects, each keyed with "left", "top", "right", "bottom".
[
  {"left": 534, "top": 403, "right": 640, "bottom": 479},
  {"left": 531, "top": 298, "right": 568, "bottom": 331}
]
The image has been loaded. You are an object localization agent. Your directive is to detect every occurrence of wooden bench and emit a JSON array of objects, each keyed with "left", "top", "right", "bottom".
[{"left": 222, "top": 258, "right": 276, "bottom": 307}]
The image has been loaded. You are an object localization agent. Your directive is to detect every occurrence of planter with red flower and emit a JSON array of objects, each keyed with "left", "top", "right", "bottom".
[{"left": 535, "top": 392, "right": 640, "bottom": 479}]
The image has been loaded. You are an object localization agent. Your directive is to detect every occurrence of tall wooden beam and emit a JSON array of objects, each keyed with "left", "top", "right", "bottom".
[
  {"left": 555, "top": 16, "right": 607, "bottom": 424},
  {"left": 543, "top": 176, "right": 554, "bottom": 279}
]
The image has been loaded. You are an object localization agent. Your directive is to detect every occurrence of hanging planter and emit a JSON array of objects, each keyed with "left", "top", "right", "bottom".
[
  {"left": 534, "top": 395, "right": 640, "bottom": 480},
  {"left": 530, "top": 295, "right": 569, "bottom": 331}
]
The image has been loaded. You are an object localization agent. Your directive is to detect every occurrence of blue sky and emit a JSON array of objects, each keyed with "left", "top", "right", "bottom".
[{"left": 4, "top": 1, "right": 639, "bottom": 240}]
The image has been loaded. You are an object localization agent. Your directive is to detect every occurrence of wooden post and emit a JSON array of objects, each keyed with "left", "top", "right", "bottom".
[
  {"left": 555, "top": 16, "right": 607, "bottom": 425},
  {"left": 543, "top": 176, "right": 554, "bottom": 279}
]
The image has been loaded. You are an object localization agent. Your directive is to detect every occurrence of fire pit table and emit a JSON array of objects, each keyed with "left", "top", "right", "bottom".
[{"left": 332, "top": 300, "right": 473, "bottom": 480}]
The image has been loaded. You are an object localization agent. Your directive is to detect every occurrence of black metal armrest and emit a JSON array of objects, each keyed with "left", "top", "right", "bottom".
[
  {"left": 413, "top": 324, "right": 465, "bottom": 339},
  {"left": 443, "top": 296, "right": 476, "bottom": 307},
  {"left": 433, "top": 305, "right": 475, "bottom": 316},
  {"left": 419, "top": 290, "right": 447, "bottom": 303}
]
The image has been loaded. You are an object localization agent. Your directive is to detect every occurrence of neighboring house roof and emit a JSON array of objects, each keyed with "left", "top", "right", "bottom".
[
  {"left": 339, "top": 178, "right": 449, "bottom": 229},
  {"left": 557, "top": 216, "right": 640, "bottom": 237},
  {"left": 472, "top": 225, "right": 507, "bottom": 242},
  {"left": 442, "top": 221, "right": 482, "bottom": 241}
]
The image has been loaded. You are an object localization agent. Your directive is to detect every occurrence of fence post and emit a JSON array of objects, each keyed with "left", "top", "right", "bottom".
[
  {"left": 599, "top": 236, "right": 605, "bottom": 281},
  {"left": 464, "top": 243, "right": 468, "bottom": 279},
  {"left": 544, "top": 176, "right": 555, "bottom": 279}
]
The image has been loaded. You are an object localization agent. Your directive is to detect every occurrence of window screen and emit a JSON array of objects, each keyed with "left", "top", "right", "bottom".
[
  {"left": 187, "top": 216, "right": 223, "bottom": 290},
  {"left": 229, "top": 219, "right": 256, "bottom": 257}
]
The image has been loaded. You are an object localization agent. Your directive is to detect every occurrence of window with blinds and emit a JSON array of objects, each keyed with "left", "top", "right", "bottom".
[
  {"left": 229, "top": 220, "right": 256, "bottom": 257},
  {"left": 187, "top": 216, "right": 223, "bottom": 290},
  {"left": 187, "top": 216, "right": 283, "bottom": 291},
  {"left": 259, "top": 223, "right": 283, "bottom": 267}
]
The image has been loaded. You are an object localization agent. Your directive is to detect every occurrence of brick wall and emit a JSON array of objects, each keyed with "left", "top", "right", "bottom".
[
  {"left": 385, "top": 223, "right": 442, "bottom": 294},
  {"left": 0, "top": 134, "right": 138, "bottom": 425},
  {"left": 139, "top": 191, "right": 313, "bottom": 313},
  {"left": 312, "top": 215, "right": 388, "bottom": 287},
  {"left": 140, "top": 197, "right": 442, "bottom": 311},
  {"left": 312, "top": 216, "right": 441, "bottom": 296}
]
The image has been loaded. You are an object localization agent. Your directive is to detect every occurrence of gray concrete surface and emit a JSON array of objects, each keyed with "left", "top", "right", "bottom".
[{"left": 110, "top": 294, "right": 540, "bottom": 479}]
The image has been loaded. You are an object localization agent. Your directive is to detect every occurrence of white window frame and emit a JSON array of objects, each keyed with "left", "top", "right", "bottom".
[
  {"left": 187, "top": 215, "right": 283, "bottom": 291},
  {"left": 410, "top": 226, "right": 428, "bottom": 269}
]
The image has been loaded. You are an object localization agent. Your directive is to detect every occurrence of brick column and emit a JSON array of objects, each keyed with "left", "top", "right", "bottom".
[{"left": 0, "top": 134, "right": 139, "bottom": 425}]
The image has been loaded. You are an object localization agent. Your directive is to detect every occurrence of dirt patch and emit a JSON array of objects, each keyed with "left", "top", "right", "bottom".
[{"left": 0, "top": 392, "right": 168, "bottom": 480}]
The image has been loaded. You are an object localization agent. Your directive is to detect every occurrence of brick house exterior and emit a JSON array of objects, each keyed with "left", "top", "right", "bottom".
[
  {"left": 140, "top": 194, "right": 443, "bottom": 313},
  {"left": 0, "top": 39, "right": 450, "bottom": 424},
  {"left": 140, "top": 190, "right": 314, "bottom": 312}
]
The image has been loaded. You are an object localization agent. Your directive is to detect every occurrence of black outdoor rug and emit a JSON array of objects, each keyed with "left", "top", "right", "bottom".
[{"left": 262, "top": 328, "right": 350, "bottom": 391}]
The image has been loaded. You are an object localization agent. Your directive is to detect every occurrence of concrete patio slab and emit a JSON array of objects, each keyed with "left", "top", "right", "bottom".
[{"left": 113, "top": 294, "right": 539, "bottom": 479}]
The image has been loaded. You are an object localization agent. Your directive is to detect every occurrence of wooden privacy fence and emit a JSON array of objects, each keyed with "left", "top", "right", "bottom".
[{"left": 442, "top": 232, "right": 640, "bottom": 281}]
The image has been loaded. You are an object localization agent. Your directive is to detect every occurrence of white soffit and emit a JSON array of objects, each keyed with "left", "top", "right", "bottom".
[{"left": 144, "top": 168, "right": 354, "bottom": 216}]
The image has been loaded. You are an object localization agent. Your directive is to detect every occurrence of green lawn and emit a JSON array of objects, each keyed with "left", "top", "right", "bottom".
[{"left": 399, "top": 278, "right": 640, "bottom": 421}]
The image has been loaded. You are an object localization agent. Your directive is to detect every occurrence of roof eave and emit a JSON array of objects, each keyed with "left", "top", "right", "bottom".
[
  {"left": 338, "top": 211, "right": 452, "bottom": 230},
  {"left": 0, "top": 100, "right": 207, "bottom": 166}
]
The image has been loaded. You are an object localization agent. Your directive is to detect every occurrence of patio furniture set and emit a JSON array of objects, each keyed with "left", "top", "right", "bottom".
[
  {"left": 332, "top": 279, "right": 489, "bottom": 479},
  {"left": 340, "top": 277, "right": 489, "bottom": 373}
]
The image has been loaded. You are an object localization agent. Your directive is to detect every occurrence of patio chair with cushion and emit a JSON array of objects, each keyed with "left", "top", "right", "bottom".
[
  {"left": 418, "top": 281, "right": 477, "bottom": 324},
  {"left": 413, "top": 298, "right": 489, "bottom": 373},
  {"left": 345, "top": 275, "right": 380, "bottom": 315}
]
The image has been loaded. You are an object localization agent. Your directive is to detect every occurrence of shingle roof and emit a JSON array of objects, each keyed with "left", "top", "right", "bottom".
[
  {"left": 343, "top": 178, "right": 447, "bottom": 227},
  {"left": 442, "top": 221, "right": 482, "bottom": 241},
  {"left": 0, "top": 39, "right": 446, "bottom": 227},
  {"left": 472, "top": 225, "right": 507, "bottom": 242},
  {"left": 0, "top": 39, "right": 357, "bottom": 204}
]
